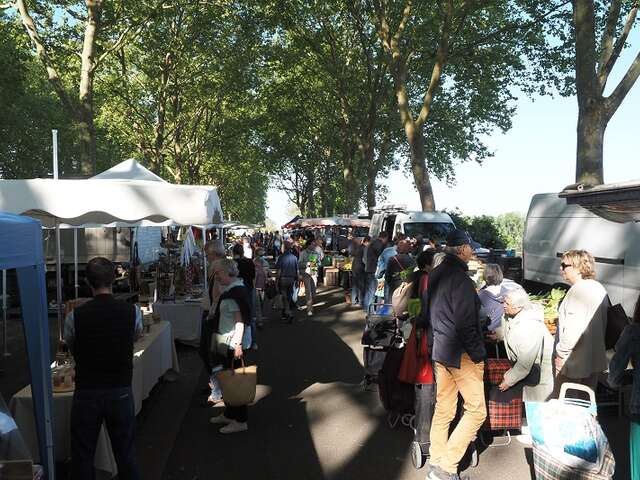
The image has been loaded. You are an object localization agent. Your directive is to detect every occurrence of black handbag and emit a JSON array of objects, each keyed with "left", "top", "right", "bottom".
[{"left": 606, "top": 299, "right": 629, "bottom": 350}]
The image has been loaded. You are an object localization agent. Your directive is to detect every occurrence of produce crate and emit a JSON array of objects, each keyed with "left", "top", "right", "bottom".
[{"left": 324, "top": 267, "right": 339, "bottom": 286}]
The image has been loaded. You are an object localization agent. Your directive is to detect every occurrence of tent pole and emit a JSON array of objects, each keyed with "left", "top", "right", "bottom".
[
  {"left": 2, "top": 269, "right": 9, "bottom": 357},
  {"left": 74, "top": 228, "right": 78, "bottom": 299},
  {"left": 53, "top": 130, "right": 63, "bottom": 340},
  {"left": 202, "top": 227, "right": 208, "bottom": 297}
]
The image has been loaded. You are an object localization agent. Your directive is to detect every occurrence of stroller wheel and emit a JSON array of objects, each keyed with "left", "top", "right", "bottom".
[{"left": 410, "top": 441, "right": 427, "bottom": 469}]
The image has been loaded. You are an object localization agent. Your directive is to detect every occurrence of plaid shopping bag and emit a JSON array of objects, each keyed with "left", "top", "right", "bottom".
[
  {"left": 532, "top": 443, "right": 615, "bottom": 480},
  {"left": 484, "top": 358, "right": 523, "bottom": 431},
  {"left": 485, "top": 358, "right": 511, "bottom": 385},
  {"left": 485, "top": 386, "right": 523, "bottom": 431}
]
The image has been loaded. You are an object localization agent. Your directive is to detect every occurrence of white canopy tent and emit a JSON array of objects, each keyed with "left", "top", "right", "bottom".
[
  {"left": 0, "top": 178, "right": 223, "bottom": 228},
  {"left": 0, "top": 159, "right": 224, "bottom": 339}
]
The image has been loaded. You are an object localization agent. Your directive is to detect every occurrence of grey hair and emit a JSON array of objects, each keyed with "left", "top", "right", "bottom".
[
  {"left": 212, "top": 258, "right": 239, "bottom": 277},
  {"left": 506, "top": 288, "right": 530, "bottom": 310},
  {"left": 483, "top": 264, "right": 503, "bottom": 287},
  {"left": 432, "top": 252, "right": 446, "bottom": 269}
]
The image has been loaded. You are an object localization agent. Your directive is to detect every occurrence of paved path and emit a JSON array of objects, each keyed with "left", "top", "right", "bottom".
[{"left": 133, "top": 286, "right": 629, "bottom": 480}]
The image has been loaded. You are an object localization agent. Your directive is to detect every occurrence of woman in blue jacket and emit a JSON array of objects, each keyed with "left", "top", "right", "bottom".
[{"left": 609, "top": 296, "right": 640, "bottom": 480}]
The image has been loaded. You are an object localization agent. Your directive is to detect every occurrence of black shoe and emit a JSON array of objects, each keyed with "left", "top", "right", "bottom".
[{"left": 257, "top": 321, "right": 264, "bottom": 330}]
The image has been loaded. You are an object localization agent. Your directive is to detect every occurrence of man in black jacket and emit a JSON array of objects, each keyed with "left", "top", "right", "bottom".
[
  {"left": 419, "top": 230, "right": 486, "bottom": 480},
  {"left": 64, "top": 257, "right": 142, "bottom": 480}
]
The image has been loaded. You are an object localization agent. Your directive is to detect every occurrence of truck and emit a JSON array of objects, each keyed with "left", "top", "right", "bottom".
[
  {"left": 368, "top": 206, "right": 455, "bottom": 243},
  {"left": 523, "top": 192, "right": 640, "bottom": 315}
]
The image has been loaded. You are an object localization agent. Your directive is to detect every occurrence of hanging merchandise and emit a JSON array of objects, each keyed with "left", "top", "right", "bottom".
[{"left": 180, "top": 228, "right": 197, "bottom": 266}]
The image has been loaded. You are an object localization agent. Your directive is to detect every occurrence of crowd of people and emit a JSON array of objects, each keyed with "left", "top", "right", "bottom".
[
  {"left": 353, "top": 227, "right": 639, "bottom": 480},
  {"left": 59, "top": 225, "right": 639, "bottom": 480}
]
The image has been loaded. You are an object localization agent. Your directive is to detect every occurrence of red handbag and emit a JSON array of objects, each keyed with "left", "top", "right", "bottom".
[{"left": 398, "top": 325, "right": 434, "bottom": 384}]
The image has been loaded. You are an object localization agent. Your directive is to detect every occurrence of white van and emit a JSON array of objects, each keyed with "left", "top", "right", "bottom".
[
  {"left": 523, "top": 193, "right": 640, "bottom": 314},
  {"left": 369, "top": 208, "right": 455, "bottom": 242}
]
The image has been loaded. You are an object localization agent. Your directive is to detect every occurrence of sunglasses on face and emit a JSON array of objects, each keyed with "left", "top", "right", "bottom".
[{"left": 560, "top": 262, "right": 572, "bottom": 270}]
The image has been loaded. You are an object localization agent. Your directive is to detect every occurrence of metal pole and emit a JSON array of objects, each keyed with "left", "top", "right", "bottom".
[
  {"left": 74, "top": 229, "right": 79, "bottom": 299},
  {"left": 53, "top": 130, "right": 63, "bottom": 340},
  {"left": 202, "top": 227, "right": 208, "bottom": 296},
  {"left": 2, "top": 270, "right": 9, "bottom": 357}
]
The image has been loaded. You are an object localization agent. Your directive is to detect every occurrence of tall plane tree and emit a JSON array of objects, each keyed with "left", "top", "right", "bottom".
[
  {"left": 2, "top": 0, "right": 153, "bottom": 175},
  {"left": 573, "top": 0, "right": 639, "bottom": 185},
  {"left": 372, "top": 1, "right": 571, "bottom": 211}
]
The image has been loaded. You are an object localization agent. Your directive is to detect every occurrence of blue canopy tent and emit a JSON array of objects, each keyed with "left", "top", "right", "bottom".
[{"left": 0, "top": 213, "right": 55, "bottom": 479}]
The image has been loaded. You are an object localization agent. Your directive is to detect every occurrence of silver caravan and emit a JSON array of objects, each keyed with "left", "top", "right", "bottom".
[{"left": 523, "top": 193, "right": 640, "bottom": 315}]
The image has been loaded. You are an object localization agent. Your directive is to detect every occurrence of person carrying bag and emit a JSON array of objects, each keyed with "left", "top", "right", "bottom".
[{"left": 208, "top": 258, "right": 255, "bottom": 434}]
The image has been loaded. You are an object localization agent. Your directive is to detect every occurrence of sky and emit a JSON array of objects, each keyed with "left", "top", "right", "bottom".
[{"left": 266, "top": 30, "right": 640, "bottom": 227}]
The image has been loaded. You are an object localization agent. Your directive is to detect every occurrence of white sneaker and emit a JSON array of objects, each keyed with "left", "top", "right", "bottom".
[
  {"left": 307, "top": 310, "right": 313, "bottom": 317},
  {"left": 219, "top": 420, "right": 248, "bottom": 434},
  {"left": 209, "top": 414, "right": 232, "bottom": 425}
]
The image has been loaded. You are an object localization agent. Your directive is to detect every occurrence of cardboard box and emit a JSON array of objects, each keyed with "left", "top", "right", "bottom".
[{"left": 324, "top": 267, "right": 339, "bottom": 287}]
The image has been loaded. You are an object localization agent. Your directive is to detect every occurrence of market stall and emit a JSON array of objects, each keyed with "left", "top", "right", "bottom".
[
  {"left": 0, "top": 159, "right": 224, "bottom": 344},
  {"left": 0, "top": 161, "right": 223, "bottom": 476},
  {"left": 10, "top": 319, "right": 179, "bottom": 478}
]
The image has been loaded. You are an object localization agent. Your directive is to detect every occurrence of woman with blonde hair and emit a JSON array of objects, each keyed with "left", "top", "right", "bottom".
[{"left": 554, "top": 249, "right": 608, "bottom": 396}]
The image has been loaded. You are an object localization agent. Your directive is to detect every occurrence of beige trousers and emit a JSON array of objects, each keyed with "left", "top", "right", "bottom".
[{"left": 429, "top": 353, "right": 486, "bottom": 474}]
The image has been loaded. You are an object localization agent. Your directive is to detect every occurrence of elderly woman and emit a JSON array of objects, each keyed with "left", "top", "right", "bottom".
[
  {"left": 200, "top": 242, "right": 226, "bottom": 405},
  {"left": 498, "top": 289, "right": 554, "bottom": 402},
  {"left": 478, "top": 264, "right": 524, "bottom": 332},
  {"left": 208, "top": 258, "right": 252, "bottom": 434},
  {"left": 554, "top": 249, "right": 608, "bottom": 395}
]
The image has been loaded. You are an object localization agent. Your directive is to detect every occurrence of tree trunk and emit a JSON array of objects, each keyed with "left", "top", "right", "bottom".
[
  {"left": 573, "top": 0, "right": 604, "bottom": 186},
  {"left": 575, "top": 101, "right": 605, "bottom": 185},
  {"left": 77, "top": 0, "right": 102, "bottom": 176},
  {"left": 407, "top": 124, "right": 435, "bottom": 211},
  {"left": 363, "top": 141, "right": 377, "bottom": 213}
]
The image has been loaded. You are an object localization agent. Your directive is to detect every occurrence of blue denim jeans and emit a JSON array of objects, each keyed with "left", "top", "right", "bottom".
[
  {"left": 362, "top": 273, "right": 378, "bottom": 313},
  {"left": 71, "top": 386, "right": 140, "bottom": 480}
]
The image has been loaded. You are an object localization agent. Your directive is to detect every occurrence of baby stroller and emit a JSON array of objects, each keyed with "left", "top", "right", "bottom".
[{"left": 362, "top": 303, "right": 398, "bottom": 390}]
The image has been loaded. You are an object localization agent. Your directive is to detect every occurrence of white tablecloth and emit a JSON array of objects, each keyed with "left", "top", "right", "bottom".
[
  {"left": 152, "top": 302, "right": 203, "bottom": 346},
  {"left": 9, "top": 321, "right": 179, "bottom": 478}
]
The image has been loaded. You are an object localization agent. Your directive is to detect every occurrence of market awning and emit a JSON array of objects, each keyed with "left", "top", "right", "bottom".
[
  {"left": 291, "top": 216, "right": 371, "bottom": 228},
  {"left": 559, "top": 180, "right": 640, "bottom": 223},
  {"left": 0, "top": 177, "right": 224, "bottom": 228}
]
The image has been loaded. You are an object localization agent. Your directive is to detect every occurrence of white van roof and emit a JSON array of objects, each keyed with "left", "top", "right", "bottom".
[
  {"left": 396, "top": 211, "right": 453, "bottom": 223},
  {"left": 527, "top": 193, "right": 600, "bottom": 219}
]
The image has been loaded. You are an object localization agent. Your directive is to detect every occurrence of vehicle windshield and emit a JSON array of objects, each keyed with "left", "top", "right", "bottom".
[{"left": 403, "top": 222, "right": 454, "bottom": 242}]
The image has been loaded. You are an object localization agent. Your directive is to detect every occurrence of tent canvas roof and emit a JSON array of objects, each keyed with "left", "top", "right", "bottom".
[
  {"left": 91, "top": 158, "right": 165, "bottom": 182},
  {"left": 0, "top": 159, "right": 224, "bottom": 227}
]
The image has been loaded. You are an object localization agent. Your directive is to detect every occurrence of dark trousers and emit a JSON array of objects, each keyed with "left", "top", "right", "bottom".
[
  {"left": 199, "top": 314, "right": 214, "bottom": 372},
  {"left": 71, "top": 386, "right": 139, "bottom": 480},
  {"left": 278, "top": 277, "right": 297, "bottom": 316},
  {"left": 219, "top": 350, "right": 249, "bottom": 423},
  {"left": 362, "top": 272, "right": 378, "bottom": 312},
  {"left": 415, "top": 383, "right": 435, "bottom": 445}
]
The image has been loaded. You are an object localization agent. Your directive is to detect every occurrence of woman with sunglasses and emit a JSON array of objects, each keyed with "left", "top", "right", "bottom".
[{"left": 553, "top": 249, "right": 608, "bottom": 397}]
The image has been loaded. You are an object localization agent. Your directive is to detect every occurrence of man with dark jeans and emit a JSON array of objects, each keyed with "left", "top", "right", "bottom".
[
  {"left": 363, "top": 232, "right": 387, "bottom": 312},
  {"left": 275, "top": 242, "right": 299, "bottom": 322},
  {"left": 64, "top": 257, "right": 142, "bottom": 480}
]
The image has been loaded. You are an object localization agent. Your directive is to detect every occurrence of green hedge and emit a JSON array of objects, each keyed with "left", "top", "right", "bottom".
[{"left": 444, "top": 209, "right": 524, "bottom": 251}]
